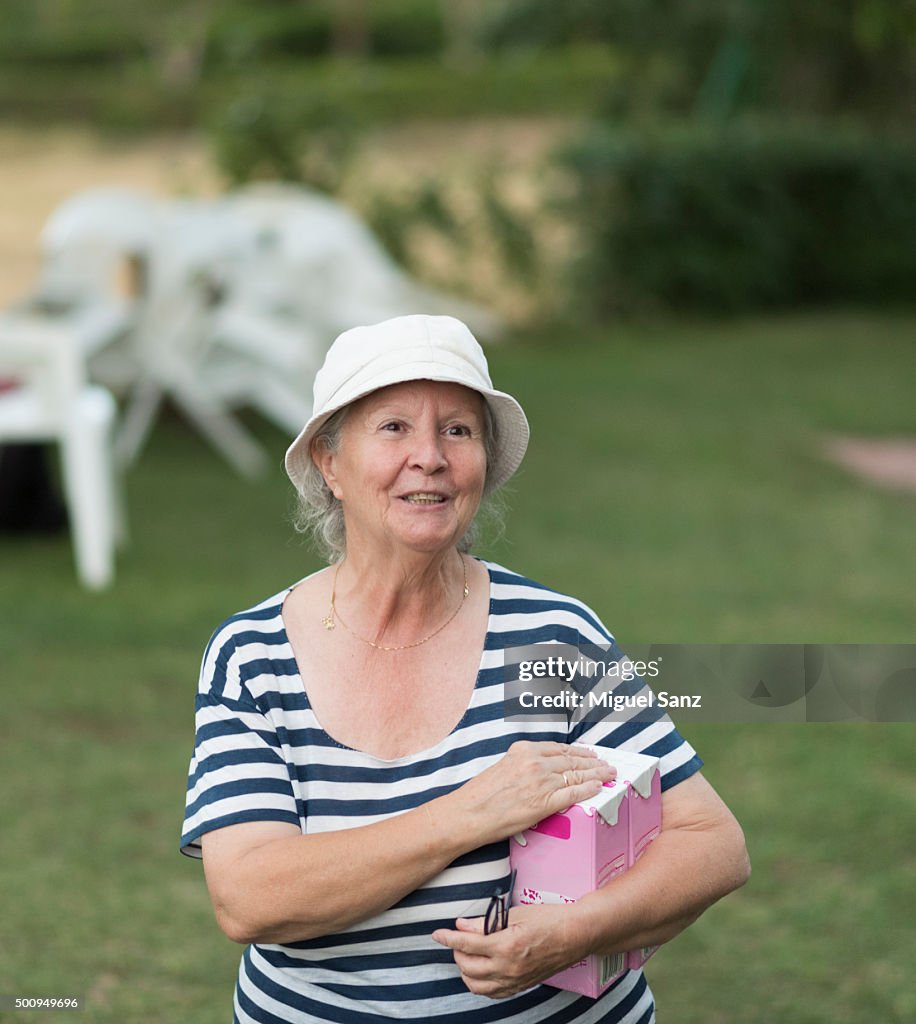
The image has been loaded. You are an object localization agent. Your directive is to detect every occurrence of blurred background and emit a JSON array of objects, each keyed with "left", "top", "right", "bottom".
[{"left": 0, "top": 2, "right": 914, "bottom": 1022}]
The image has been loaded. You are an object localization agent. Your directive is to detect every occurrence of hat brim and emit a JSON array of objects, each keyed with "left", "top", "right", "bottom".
[{"left": 285, "top": 364, "right": 528, "bottom": 494}]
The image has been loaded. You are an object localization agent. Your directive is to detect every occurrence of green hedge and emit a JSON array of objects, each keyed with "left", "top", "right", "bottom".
[
  {"left": 0, "top": 47, "right": 620, "bottom": 132},
  {"left": 207, "top": 0, "right": 444, "bottom": 62},
  {"left": 0, "top": 0, "right": 443, "bottom": 67},
  {"left": 561, "top": 123, "right": 916, "bottom": 315}
]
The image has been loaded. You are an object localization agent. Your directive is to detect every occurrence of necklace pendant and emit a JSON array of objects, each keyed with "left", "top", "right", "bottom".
[{"left": 322, "top": 614, "right": 335, "bottom": 630}]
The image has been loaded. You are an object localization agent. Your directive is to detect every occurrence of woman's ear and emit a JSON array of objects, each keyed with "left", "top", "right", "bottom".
[{"left": 311, "top": 441, "right": 343, "bottom": 500}]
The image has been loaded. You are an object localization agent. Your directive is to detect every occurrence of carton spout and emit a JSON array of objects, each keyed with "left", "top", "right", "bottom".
[{"left": 581, "top": 745, "right": 660, "bottom": 800}]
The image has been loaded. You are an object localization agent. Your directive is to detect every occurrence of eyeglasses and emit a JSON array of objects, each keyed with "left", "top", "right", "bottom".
[{"left": 483, "top": 869, "right": 517, "bottom": 936}]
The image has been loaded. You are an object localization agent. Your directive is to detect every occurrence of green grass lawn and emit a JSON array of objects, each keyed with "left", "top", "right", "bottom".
[{"left": 1, "top": 311, "right": 914, "bottom": 1023}]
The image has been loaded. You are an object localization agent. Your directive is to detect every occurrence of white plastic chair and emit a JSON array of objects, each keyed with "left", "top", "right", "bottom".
[
  {"left": 114, "top": 199, "right": 277, "bottom": 477},
  {"left": 223, "top": 183, "right": 505, "bottom": 341},
  {"left": 0, "top": 315, "right": 121, "bottom": 590},
  {"left": 24, "top": 187, "right": 163, "bottom": 380},
  {"left": 116, "top": 198, "right": 315, "bottom": 476},
  {"left": 7, "top": 185, "right": 502, "bottom": 482}
]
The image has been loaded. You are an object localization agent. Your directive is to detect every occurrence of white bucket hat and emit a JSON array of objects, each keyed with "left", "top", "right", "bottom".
[{"left": 285, "top": 314, "right": 529, "bottom": 493}]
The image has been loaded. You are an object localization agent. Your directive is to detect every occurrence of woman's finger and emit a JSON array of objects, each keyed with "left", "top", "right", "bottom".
[
  {"left": 560, "top": 761, "right": 616, "bottom": 788},
  {"left": 542, "top": 749, "right": 613, "bottom": 774},
  {"left": 519, "top": 741, "right": 597, "bottom": 761},
  {"left": 550, "top": 742, "right": 600, "bottom": 759},
  {"left": 431, "top": 926, "right": 490, "bottom": 955}
]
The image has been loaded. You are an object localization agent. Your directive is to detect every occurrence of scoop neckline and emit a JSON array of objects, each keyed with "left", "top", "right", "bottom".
[{"left": 278, "top": 557, "right": 495, "bottom": 766}]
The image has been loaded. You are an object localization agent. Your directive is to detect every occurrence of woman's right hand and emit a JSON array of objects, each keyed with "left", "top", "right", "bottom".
[{"left": 448, "top": 741, "right": 616, "bottom": 846}]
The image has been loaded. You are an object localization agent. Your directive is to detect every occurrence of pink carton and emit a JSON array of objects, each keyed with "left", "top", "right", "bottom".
[
  {"left": 611, "top": 751, "right": 663, "bottom": 972},
  {"left": 509, "top": 749, "right": 662, "bottom": 998}
]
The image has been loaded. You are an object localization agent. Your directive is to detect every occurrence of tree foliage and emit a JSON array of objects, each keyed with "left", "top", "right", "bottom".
[
  {"left": 482, "top": 0, "right": 916, "bottom": 121},
  {"left": 2, "top": 0, "right": 911, "bottom": 122}
]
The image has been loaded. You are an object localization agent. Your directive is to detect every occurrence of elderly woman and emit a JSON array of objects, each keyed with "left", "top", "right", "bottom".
[{"left": 181, "top": 315, "right": 749, "bottom": 1024}]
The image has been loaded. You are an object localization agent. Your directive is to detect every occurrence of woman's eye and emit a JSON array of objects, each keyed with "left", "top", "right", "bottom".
[
  {"left": 446, "top": 424, "right": 472, "bottom": 437},
  {"left": 380, "top": 421, "right": 403, "bottom": 432}
]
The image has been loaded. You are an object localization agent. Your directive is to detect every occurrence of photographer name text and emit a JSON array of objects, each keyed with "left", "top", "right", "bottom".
[{"left": 516, "top": 689, "right": 703, "bottom": 711}]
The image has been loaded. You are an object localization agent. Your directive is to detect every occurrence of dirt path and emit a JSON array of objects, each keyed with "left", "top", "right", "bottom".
[{"left": 823, "top": 436, "right": 916, "bottom": 496}]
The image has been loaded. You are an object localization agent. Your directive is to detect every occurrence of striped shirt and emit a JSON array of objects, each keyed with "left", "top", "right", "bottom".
[{"left": 181, "top": 560, "right": 703, "bottom": 1024}]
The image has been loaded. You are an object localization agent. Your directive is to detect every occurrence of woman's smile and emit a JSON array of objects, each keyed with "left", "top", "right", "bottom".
[{"left": 400, "top": 491, "right": 449, "bottom": 505}]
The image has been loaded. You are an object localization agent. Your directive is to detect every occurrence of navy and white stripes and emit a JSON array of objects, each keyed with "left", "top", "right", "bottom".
[{"left": 182, "top": 561, "right": 701, "bottom": 1023}]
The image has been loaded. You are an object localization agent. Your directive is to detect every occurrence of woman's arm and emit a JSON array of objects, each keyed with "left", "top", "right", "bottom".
[
  {"left": 200, "top": 741, "right": 614, "bottom": 945},
  {"left": 200, "top": 805, "right": 463, "bottom": 945},
  {"left": 572, "top": 771, "right": 750, "bottom": 952},
  {"left": 432, "top": 772, "right": 750, "bottom": 998}
]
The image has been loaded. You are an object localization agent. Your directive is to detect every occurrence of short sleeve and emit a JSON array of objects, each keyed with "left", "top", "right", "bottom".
[
  {"left": 569, "top": 703, "right": 703, "bottom": 793},
  {"left": 552, "top": 606, "right": 704, "bottom": 790},
  {"left": 180, "top": 689, "right": 301, "bottom": 860},
  {"left": 563, "top": 630, "right": 704, "bottom": 792}
]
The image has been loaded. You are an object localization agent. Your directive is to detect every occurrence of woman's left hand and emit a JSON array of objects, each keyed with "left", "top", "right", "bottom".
[{"left": 432, "top": 903, "right": 586, "bottom": 999}]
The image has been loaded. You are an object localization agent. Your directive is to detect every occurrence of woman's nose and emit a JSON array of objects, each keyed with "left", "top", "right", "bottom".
[{"left": 408, "top": 430, "right": 448, "bottom": 473}]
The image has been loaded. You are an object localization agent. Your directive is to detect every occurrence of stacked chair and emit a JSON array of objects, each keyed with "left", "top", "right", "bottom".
[
  {"left": 0, "top": 317, "right": 121, "bottom": 589},
  {"left": 0, "top": 183, "right": 502, "bottom": 587}
]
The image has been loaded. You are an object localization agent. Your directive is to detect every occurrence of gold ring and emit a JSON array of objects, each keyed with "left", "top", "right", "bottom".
[{"left": 563, "top": 772, "right": 569, "bottom": 787}]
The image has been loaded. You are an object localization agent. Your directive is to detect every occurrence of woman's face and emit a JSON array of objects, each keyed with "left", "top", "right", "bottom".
[{"left": 315, "top": 380, "right": 488, "bottom": 558}]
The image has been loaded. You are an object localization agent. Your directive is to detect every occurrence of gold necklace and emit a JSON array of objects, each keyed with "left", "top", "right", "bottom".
[{"left": 321, "top": 555, "right": 469, "bottom": 651}]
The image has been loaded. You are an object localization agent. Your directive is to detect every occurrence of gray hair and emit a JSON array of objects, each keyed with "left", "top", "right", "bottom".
[{"left": 292, "top": 400, "right": 506, "bottom": 562}]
